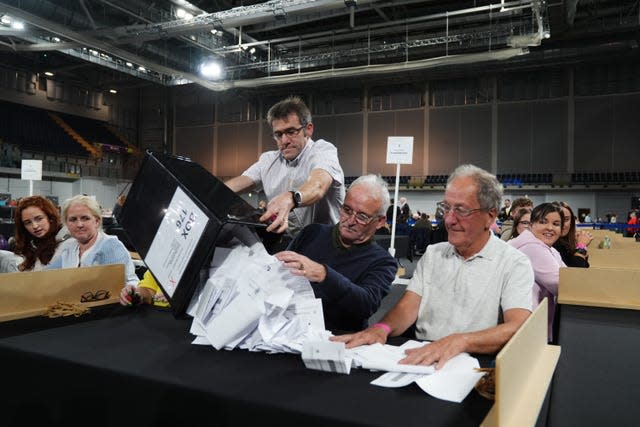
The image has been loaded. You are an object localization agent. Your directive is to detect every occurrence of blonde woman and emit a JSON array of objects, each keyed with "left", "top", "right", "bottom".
[{"left": 47, "top": 195, "right": 138, "bottom": 286}]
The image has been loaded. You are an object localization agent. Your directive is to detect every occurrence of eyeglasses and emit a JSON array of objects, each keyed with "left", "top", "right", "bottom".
[
  {"left": 340, "top": 205, "right": 378, "bottom": 225},
  {"left": 273, "top": 126, "right": 305, "bottom": 141},
  {"left": 80, "top": 289, "right": 111, "bottom": 303},
  {"left": 518, "top": 221, "right": 531, "bottom": 227},
  {"left": 437, "top": 202, "right": 485, "bottom": 218}
]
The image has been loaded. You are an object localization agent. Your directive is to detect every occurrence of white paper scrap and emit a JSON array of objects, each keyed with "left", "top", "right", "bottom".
[{"left": 302, "top": 340, "right": 352, "bottom": 374}]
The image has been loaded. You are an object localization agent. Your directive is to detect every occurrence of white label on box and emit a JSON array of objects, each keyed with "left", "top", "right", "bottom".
[
  {"left": 145, "top": 187, "right": 209, "bottom": 297},
  {"left": 386, "top": 136, "right": 414, "bottom": 164}
]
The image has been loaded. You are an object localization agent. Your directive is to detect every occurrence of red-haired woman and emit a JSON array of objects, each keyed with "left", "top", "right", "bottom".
[{"left": 13, "top": 195, "right": 67, "bottom": 271}]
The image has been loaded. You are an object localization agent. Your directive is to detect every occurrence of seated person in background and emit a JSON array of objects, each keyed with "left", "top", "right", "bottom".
[
  {"left": 553, "top": 201, "right": 592, "bottom": 268},
  {"left": 275, "top": 174, "right": 398, "bottom": 331},
  {"left": 627, "top": 211, "right": 638, "bottom": 237},
  {"left": 509, "top": 203, "right": 566, "bottom": 342},
  {"left": 119, "top": 269, "right": 170, "bottom": 307},
  {"left": 413, "top": 213, "right": 431, "bottom": 229},
  {"left": 112, "top": 194, "right": 126, "bottom": 223},
  {"left": 332, "top": 165, "right": 533, "bottom": 369},
  {"left": 2, "top": 196, "right": 68, "bottom": 272},
  {"left": 509, "top": 208, "right": 532, "bottom": 240},
  {"left": 47, "top": 195, "right": 138, "bottom": 286},
  {"left": 498, "top": 198, "right": 511, "bottom": 222},
  {"left": 500, "top": 197, "right": 534, "bottom": 241}
]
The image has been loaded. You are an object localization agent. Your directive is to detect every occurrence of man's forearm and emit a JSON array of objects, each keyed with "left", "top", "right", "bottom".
[
  {"left": 458, "top": 308, "right": 530, "bottom": 354},
  {"left": 296, "top": 169, "right": 334, "bottom": 206},
  {"left": 225, "top": 175, "right": 255, "bottom": 193},
  {"left": 378, "top": 291, "right": 421, "bottom": 337}
]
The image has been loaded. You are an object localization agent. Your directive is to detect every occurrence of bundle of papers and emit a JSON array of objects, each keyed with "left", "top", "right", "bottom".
[
  {"left": 187, "top": 239, "right": 329, "bottom": 353},
  {"left": 302, "top": 339, "right": 485, "bottom": 402}
]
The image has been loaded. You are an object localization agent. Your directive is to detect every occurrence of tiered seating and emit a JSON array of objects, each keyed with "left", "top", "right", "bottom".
[
  {"left": 58, "top": 112, "right": 129, "bottom": 152},
  {"left": 496, "top": 173, "right": 553, "bottom": 186},
  {"left": 571, "top": 171, "right": 640, "bottom": 185},
  {"left": 0, "top": 101, "right": 89, "bottom": 157},
  {"left": 423, "top": 175, "right": 448, "bottom": 185}
]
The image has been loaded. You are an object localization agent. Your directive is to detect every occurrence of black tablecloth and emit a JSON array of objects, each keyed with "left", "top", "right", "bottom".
[{"left": 0, "top": 306, "right": 492, "bottom": 427}]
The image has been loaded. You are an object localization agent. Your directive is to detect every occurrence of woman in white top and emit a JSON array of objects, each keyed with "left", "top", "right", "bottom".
[{"left": 47, "top": 195, "right": 138, "bottom": 286}]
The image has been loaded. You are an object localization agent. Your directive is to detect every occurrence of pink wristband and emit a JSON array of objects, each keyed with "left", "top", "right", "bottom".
[
  {"left": 576, "top": 243, "right": 587, "bottom": 250},
  {"left": 372, "top": 322, "right": 392, "bottom": 335}
]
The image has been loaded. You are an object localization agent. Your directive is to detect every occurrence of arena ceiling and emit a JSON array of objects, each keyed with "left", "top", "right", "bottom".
[{"left": 0, "top": 0, "right": 638, "bottom": 92}]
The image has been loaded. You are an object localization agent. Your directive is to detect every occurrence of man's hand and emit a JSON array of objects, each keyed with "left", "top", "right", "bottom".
[
  {"left": 400, "top": 333, "right": 469, "bottom": 370},
  {"left": 330, "top": 326, "right": 389, "bottom": 348},
  {"left": 259, "top": 192, "right": 295, "bottom": 233},
  {"left": 275, "top": 251, "right": 326, "bottom": 282}
]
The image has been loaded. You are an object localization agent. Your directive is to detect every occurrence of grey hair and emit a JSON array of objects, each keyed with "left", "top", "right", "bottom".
[
  {"left": 266, "top": 95, "right": 312, "bottom": 128},
  {"left": 62, "top": 195, "right": 103, "bottom": 227},
  {"left": 348, "top": 174, "right": 391, "bottom": 216},
  {"left": 446, "top": 164, "right": 503, "bottom": 211}
]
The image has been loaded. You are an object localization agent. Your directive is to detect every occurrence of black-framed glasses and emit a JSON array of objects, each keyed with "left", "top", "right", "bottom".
[
  {"left": 437, "top": 202, "right": 485, "bottom": 218},
  {"left": 273, "top": 126, "right": 304, "bottom": 141},
  {"left": 80, "top": 290, "right": 111, "bottom": 303},
  {"left": 340, "top": 205, "right": 378, "bottom": 225}
]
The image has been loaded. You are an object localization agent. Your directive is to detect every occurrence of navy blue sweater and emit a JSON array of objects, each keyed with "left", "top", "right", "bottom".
[{"left": 288, "top": 224, "right": 397, "bottom": 331}]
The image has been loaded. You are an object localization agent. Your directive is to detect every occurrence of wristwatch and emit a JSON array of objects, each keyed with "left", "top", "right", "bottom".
[
  {"left": 575, "top": 248, "right": 588, "bottom": 256},
  {"left": 290, "top": 190, "right": 303, "bottom": 208}
]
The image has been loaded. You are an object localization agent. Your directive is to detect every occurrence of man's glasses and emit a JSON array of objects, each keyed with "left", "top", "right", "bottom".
[
  {"left": 437, "top": 202, "right": 485, "bottom": 218},
  {"left": 80, "top": 289, "right": 111, "bottom": 303},
  {"left": 340, "top": 205, "right": 378, "bottom": 225},
  {"left": 273, "top": 126, "right": 304, "bottom": 141}
]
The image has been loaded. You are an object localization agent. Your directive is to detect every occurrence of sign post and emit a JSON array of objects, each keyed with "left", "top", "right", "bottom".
[
  {"left": 21, "top": 159, "right": 43, "bottom": 196},
  {"left": 385, "top": 136, "right": 414, "bottom": 257}
]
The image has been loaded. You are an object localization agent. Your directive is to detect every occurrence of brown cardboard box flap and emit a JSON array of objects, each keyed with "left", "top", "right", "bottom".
[{"left": 0, "top": 264, "right": 125, "bottom": 322}]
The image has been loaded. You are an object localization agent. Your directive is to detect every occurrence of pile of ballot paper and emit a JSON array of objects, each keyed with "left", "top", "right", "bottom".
[
  {"left": 186, "top": 237, "right": 330, "bottom": 353},
  {"left": 302, "top": 339, "right": 486, "bottom": 402}
]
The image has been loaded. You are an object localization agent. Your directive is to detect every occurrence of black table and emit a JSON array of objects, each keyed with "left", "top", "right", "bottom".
[{"left": 0, "top": 306, "right": 492, "bottom": 427}]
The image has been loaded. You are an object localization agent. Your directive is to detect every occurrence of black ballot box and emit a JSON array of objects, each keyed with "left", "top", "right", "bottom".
[{"left": 120, "top": 151, "right": 264, "bottom": 316}]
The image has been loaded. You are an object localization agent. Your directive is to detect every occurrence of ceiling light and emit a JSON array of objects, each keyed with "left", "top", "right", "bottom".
[
  {"left": 126, "top": 62, "right": 133, "bottom": 67},
  {"left": 1, "top": 16, "right": 11, "bottom": 25},
  {"left": 109, "top": 89, "right": 118, "bottom": 94},
  {"left": 249, "top": 47, "right": 256, "bottom": 54},
  {"left": 52, "top": 37, "right": 61, "bottom": 42},
  {"left": 200, "top": 61, "right": 222, "bottom": 79},
  {"left": 11, "top": 21, "right": 24, "bottom": 30},
  {"left": 138, "top": 66, "right": 146, "bottom": 72},
  {"left": 44, "top": 71, "right": 54, "bottom": 77},
  {"left": 176, "top": 9, "right": 193, "bottom": 20}
]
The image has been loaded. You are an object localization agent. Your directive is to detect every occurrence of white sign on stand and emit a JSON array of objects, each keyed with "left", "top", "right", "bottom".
[
  {"left": 386, "top": 137, "right": 414, "bottom": 258},
  {"left": 21, "top": 159, "right": 43, "bottom": 196},
  {"left": 386, "top": 137, "right": 414, "bottom": 165}
]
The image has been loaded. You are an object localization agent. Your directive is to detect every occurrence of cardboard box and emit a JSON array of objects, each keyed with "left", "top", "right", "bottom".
[
  {"left": 120, "top": 151, "right": 264, "bottom": 316},
  {"left": 0, "top": 264, "right": 124, "bottom": 322}
]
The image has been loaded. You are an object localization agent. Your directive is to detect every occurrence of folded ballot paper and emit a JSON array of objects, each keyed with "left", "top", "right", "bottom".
[
  {"left": 186, "top": 238, "right": 330, "bottom": 353},
  {"left": 302, "top": 339, "right": 485, "bottom": 403}
]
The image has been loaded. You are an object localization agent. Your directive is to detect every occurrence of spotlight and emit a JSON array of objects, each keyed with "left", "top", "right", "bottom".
[
  {"left": 200, "top": 61, "right": 222, "bottom": 79},
  {"left": 109, "top": 89, "right": 118, "bottom": 94},
  {"left": 44, "top": 71, "right": 54, "bottom": 77}
]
